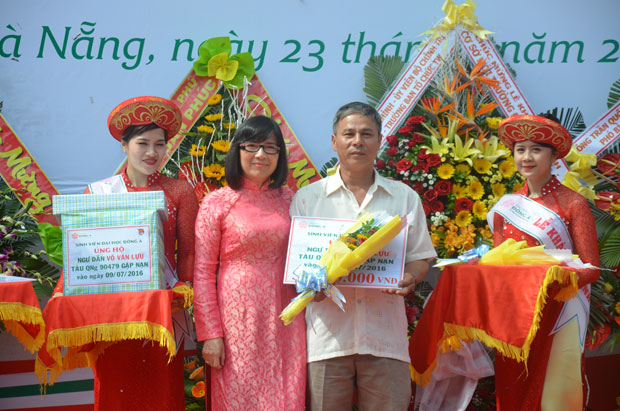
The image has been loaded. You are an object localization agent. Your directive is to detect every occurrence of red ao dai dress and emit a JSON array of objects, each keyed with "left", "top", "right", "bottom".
[{"left": 492, "top": 176, "right": 600, "bottom": 411}]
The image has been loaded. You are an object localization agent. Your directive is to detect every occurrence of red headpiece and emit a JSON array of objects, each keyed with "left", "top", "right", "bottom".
[
  {"left": 498, "top": 114, "right": 572, "bottom": 159},
  {"left": 107, "top": 96, "right": 182, "bottom": 141}
]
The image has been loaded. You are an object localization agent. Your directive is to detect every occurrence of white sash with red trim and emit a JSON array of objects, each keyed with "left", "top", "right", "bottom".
[{"left": 488, "top": 194, "right": 590, "bottom": 351}]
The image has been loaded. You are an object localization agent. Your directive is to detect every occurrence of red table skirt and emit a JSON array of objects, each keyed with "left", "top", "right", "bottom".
[
  {"left": 0, "top": 280, "right": 44, "bottom": 353},
  {"left": 35, "top": 285, "right": 192, "bottom": 385},
  {"left": 408, "top": 265, "right": 578, "bottom": 385}
]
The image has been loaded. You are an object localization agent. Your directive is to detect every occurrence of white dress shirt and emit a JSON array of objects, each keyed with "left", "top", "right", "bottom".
[{"left": 290, "top": 168, "right": 437, "bottom": 363}]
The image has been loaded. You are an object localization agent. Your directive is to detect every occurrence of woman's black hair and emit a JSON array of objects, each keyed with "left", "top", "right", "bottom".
[
  {"left": 121, "top": 123, "right": 168, "bottom": 143},
  {"left": 224, "top": 116, "right": 288, "bottom": 190}
]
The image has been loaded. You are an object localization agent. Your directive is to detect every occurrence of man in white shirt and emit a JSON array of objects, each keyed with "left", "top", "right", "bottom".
[{"left": 290, "top": 102, "right": 437, "bottom": 410}]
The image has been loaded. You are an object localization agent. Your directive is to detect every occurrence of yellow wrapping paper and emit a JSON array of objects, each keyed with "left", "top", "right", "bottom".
[
  {"left": 280, "top": 213, "right": 404, "bottom": 325},
  {"left": 479, "top": 238, "right": 563, "bottom": 266}
]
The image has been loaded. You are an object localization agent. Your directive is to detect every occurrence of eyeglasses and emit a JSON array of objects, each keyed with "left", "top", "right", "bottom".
[{"left": 239, "top": 143, "right": 280, "bottom": 155}]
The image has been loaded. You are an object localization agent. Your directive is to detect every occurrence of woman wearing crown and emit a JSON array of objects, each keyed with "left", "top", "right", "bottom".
[{"left": 488, "top": 114, "right": 600, "bottom": 410}]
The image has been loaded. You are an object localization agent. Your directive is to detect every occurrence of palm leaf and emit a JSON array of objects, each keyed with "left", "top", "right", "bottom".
[
  {"left": 545, "top": 107, "right": 586, "bottom": 138},
  {"left": 363, "top": 55, "right": 406, "bottom": 107},
  {"left": 319, "top": 157, "right": 339, "bottom": 178},
  {"left": 590, "top": 202, "right": 619, "bottom": 239},
  {"left": 598, "top": 225, "right": 620, "bottom": 267},
  {"left": 608, "top": 77, "right": 620, "bottom": 109}
]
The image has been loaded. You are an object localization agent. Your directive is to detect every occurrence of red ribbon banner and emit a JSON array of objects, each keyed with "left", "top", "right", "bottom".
[{"left": 0, "top": 115, "right": 59, "bottom": 225}]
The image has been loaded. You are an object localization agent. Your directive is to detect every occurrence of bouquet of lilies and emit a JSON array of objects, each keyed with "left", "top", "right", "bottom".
[{"left": 280, "top": 212, "right": 405, "bottom": 325}]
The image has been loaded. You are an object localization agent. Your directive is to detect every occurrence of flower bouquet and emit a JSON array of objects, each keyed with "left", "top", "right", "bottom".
[{"left": 280, "top": 212, "right": 405, "bottom": 325}]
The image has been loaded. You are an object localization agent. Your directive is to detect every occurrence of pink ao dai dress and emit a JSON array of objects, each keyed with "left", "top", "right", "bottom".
[{"left": 193, "top": 179, "right": 306, "bottom": 410}]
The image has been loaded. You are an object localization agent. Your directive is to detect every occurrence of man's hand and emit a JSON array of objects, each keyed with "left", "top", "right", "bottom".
[
  {"left": 381, "top": 259, "right": 429, "bottom": 296},
  {"left": 202, "top": 337, "right": 225, "bottom": 369}
]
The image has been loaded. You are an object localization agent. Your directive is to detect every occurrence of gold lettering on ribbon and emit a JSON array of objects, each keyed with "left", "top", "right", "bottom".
[
  {"left": 288, "top": 158, "right": 317, "bottom": 189},
  {"left": 0, "top": 146, "right": 51, "bottom": 213}
]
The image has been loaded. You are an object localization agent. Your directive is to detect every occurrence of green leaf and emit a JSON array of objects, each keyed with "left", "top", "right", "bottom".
[
  {"left": 608, "top": 77, "right": 620, "bottom": 109},
  {"left": 545, "top": 107, "right": 585, "bottom": 138},
  {"left": 590, "top": 202, "right": 618, "bottom": 240},
  {"left": 226, "top": 52, "right": 255, "bottom": 89},
  {"left": 363, "top": 55, "right": 406, "bottom": 107},
  {"left": 598, "top": 224, "right": 620, "bottom": 267},
  {"left": 193, "top": 37, "right": 233, "bottom": 77},
  {"left": 197, "top": 37, "right": 232, "bottom": 62},
  {"left": 37, "top": 222, "right": 63, "bottom": 266}
]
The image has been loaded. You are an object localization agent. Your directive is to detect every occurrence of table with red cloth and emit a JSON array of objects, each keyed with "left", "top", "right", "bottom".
[
  {"left": 35, "top": 285, "right": 192, "bottom": 385},
  {"left": 409, "top": 264, "right": 578, "bottom": 385},
  {"left": 0, "top": 279, "right": 45, "bottom": 353}
]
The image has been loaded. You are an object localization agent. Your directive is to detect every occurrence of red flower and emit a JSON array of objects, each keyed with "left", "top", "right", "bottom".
[
  {"left": 376, "top": 159, "right": 386, "bottom": 170},
  {"left": 427, "top": 154, "right": 442, "bottom": 167},
  {"left": 417, "top": 148, "right": 429, "bottom": 160},
  {"left": 477, "top": 387, "right": 492, "bottom": 398},
  {"left": 585, "top": 323, "right": 611, "bottom": 350},
  {"left": 422, "top": 201, "right": 431, "bottom": 216},
  {"left": 398, "top": 125, "right": 414, "bottom": 135},
  {"left": 430, "top": 200, "right": 444, "bottom": 213},
  {"left": 405, "top": 305, "right": 420, "bottom": 323},
  {"left": 455, "top": 197, "right": 474, "bottom": 212},
  {"left": 407, "top": 139, "right": 418, "bottom": 149},
  {"left": 396, "top": 159, "right": 413, "bottom": 173},
  {"left": 386, "top": 135, "right": 399, "bottom": 147},
  {"left": 593, "top": 191, "right": 620, "bottom": 211},
  {"left": 417, "top": 160, "right": 430, "bottom": 173},
  {"left": 386, "top": 147, "right": 398, "bottom": 157},
  {"left": 412, "top": 182, "right": 425, "bottom": 195},
  {"left": 597, "top": 153, "right": 620, "bottom": 176},
  {"left": 435, "top": 180, "right": 452, "bottom": 195},
  {"left": 405, "top": 115, "right": 425, "bottom": 126},
  {"left": 411, "top": 133, "right": 425, "bottom": 144},
  {"left": 424, "top": 189, "right": 438, "bottom": 202},
  {"left": 401, "top": 179, "right": 412, "bottom": 187}
]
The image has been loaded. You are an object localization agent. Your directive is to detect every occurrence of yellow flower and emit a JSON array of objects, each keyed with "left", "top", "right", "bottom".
[
  {"left": 203, "top": 163, "right": 225, "bottom": 180},
  {"left": 223, "top": 122, "right": 236, "bottom": 130},
  {"left": 425, "top": 135, "right": 454, "bottom": 156},
  {"left": 453, "top": 183, "right": 468, "bottom": 198},
  {"left": 455, "top": 164, "right": 471, "bottom": 176},
  {"left": 474, "top": 136, "right": 508, "bottom": 163},
  {"left": 430, "top": 232, "right": 441, "bottom": 247},
  {"left": 207, "top": 94, "right": 222, "bottom": 105},
  {"left": 486, "top": 117, "right": 503, "bottom": 130},
  {"left": 512, "top": 181, "right": 524, "bottom": 192},
  {"left": 473, "top": 158, "right": 492, "bottom": 175},
  {"left": 473, "top": 201, "right": 488, "bottom": 220},
  {"left": 189, "top": 144, "right": 207, "bottom": 157},
  {"left": 205, "top": 113, "right": 223, "bottom": 122},
  {"left": 467, "top": 180, "right": 484, "bottom": 200},
  {"left": 437, "top": 163, "right": 455, "bottom": 179},
  {"left": 478, "top": 226, "right": 493, "bottom": 239},
  {"left": 615, "top": 301, "right": 620, "bottom": 315},
  {"left": 492, "top": 182, "right": 506, "bottom": 198},
  {"left": 499, "top": 159, "right": 515, "bottom": 178},
  {"left": 211, "top": 140, "right": 230, "bottom": 153},
  {"left": 453, "top": 134, "right": 480, "bottom": 166},
  {"left": 604, "top": 282, "right": 613, "bottom": 293},
  {"left": 197, "top": 125, "right": 214, "bottom": 134},
  {"left": 455, "top": 210, "right": 473, "bottom": 227}
]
